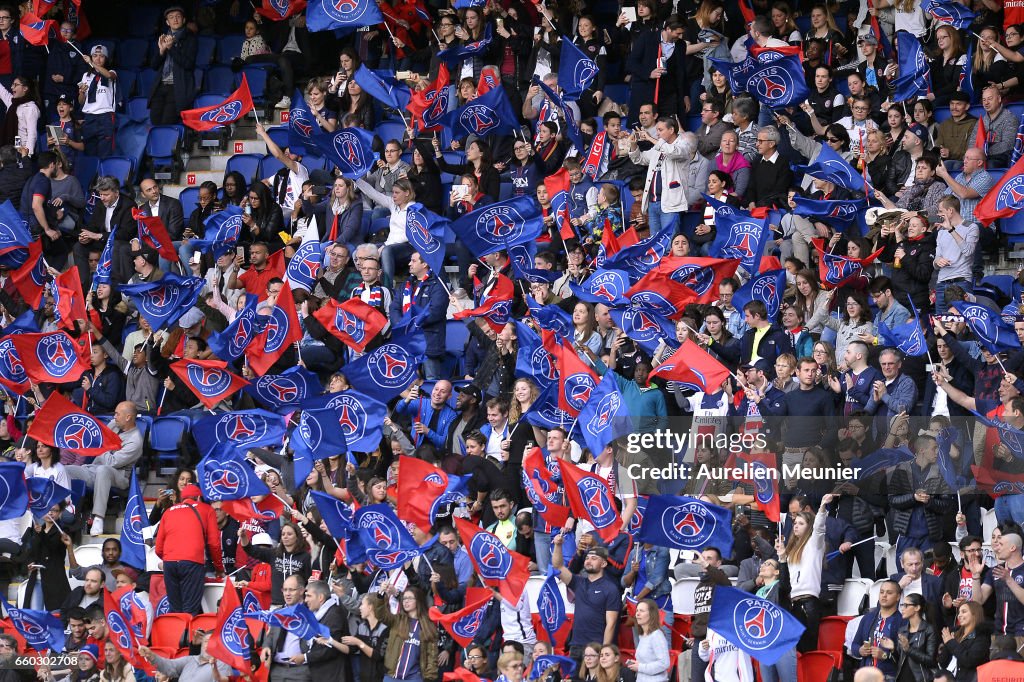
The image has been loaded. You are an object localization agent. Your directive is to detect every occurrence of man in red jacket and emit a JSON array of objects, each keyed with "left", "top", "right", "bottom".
[{"left": 154, "top": 484, "right": 223, "bottom": 615}]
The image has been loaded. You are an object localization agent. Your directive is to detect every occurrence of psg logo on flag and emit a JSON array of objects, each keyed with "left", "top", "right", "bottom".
[
  {"left": 578, "top": 477, "right": 618, "bottom": 528},
  {"left": 751, "top": 277, "right": 781, "bottom": 318},
  {"left": 628, "top": 499, "right": 646, "bottom": 536},
  {"left": 622, "top": 309, "right": 666, "bottom": 343},
  {"left": 0, "top": 217, "right": 23, "bottom": 245},
  {"left": 662, "top": 501, "right": 719, "bottom": 547},
  {"left": 335, "top": 308, "right": 365, "bottom": 344},
  {"left": 255, "top": 375, "right": 300, "bottom": 404},
  {"left": 996, "top": 176, "right": 1024, "bottom": 211},
  {"left": 298, "top": 411, "right": 326, "bottom": 448},
  {"left": 631, "top": 291, "right": 677, "bottom": 318},
  {"left": 187, "top": 365, "right": 233, "bottom": 396},
  {"left": 574, "top": 58, "right": 598, "bottom": 86},
  {"left": 267, "top": 0, "right": 290, "bottom": 18},
  {"left": 290, "top": 111, "right": 314, "bottom": 140},
  {"left": 475, "top": 205, "right": 526, "bottom": 243},
  {"left": 531, "top": 347, "right": 557, "bottom": 381},
  {"left": 214, "top": 413, "right": 268, "bottom": 446},
  {"left": 36, "top": 334, "right": 78, "bottom": 378},
  {"left": 719, "top": 222, "right": 761, "bottom": 260},
  {"left": 470, "top": 533, "right": 512, "bottom": 579},
  {"left": 325, "top": 393, "right": 368, "bottom": 443},
  {"left": 230, "top": 314, "right": 256, "bottom": 357},
  {"left": 588, "top": 271, "right": 627, "bottom": 302},
  {"left": 748, "top": 66, "right": 795, "bottom": 106},
  {"left": 333, "top": 130, "right": 370, "bottom": 169},
  {"left": 201, "top": 100, "right": 243, "bottom": 124},
  {"left": 407, "top": 213, "right": 440, "bottom": 254},
  {"left": 124, "top": 509, "right": 145, "bottom": 546},
  {"left": 263, "top": 307, "right": 292, "bottom": 354},
  {"left": 995, "top": 481, "right": 1024, "bottom": 494},
  {"left": 367, "top": 344, "right": 414, "bottom": 388},
  {"left": 0, "top": 339, "right": 24, "bottom": 384},
  {"left": 669, "top": 265, "right": 715, "bottom": 296},
  {"left": 732, "top": 597, "right": 786, "bottom": 650},
  {"left": 452, "top": 608, "right": 487, "bottom": 639},
  {"left": 821, "top": 159, "right": 858, "bottom": 188},
  {"left": 424, "top": 89, "right": 450, "bottom": 127},
  {"left": 750, "top": 462, "right": 774, "bottom": 506},
  {"left": 359, "top": 509, "right": 402, "bottom": 547},
  {"left": 563, "top": 373, "right": 596, "bottom": 412},
  {"left": 585, "top": 391, "right": 621, "bottom": 437},
  {"left": 460, "top": 103, "right": 499, "bottom": 135},
  {"left": 958, "top": 304, "right": 997, "bottom": 345},
  {"left": 10, "top": 611, "right": 43, "bottom": 637},
  {"left": 323, "top": 0, "right": 373, "bottom": 23},
  {"left": 368, "top": 548, "right": 419, "bottom": 568},
  {"left": 106, "top": 610, "right": 133, "bottom": 650},
  {"left": 242, "top": 591, "right": 261, "bottom": 613},
  {"left": 54, "top": 415, "right": 104, "bottom": 451},
  {"left": 222, "top": 609, "right": 252, "bottom": 656}
]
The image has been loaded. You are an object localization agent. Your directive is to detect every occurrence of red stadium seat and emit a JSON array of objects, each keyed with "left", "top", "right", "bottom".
[
  {"left": 149, "top": 613, "right": 192, "bottom": 649},
  {"left": 797, "top": 651, "right": 840, "bottom": 682},
  {"left": 817, "top": 615, "right": 852, "bottom": 658},
  {"left": 189, "top": 613, "right": 218, "bottom": 640}
]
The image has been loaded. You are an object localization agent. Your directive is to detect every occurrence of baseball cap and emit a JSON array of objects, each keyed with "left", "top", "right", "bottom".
[
  {"left": 587, "top": 546, "right": 609, "bottom": 560},
  {"left": 740, "top": 358, "right": 773, "bottom": 374},
  {"left": 907, "top": 123, "right": 928, "bottom": 142},
  {"left": 111, "top": 566, "right": 139, "bottom": 583},
  {"left": 250, "top": 532, "right": 273, "bottom": 547},
  {"left": 56, "top": 93, "right": 73, "bottom": 104},
  {"left": 90, "top": 45, "right": 108, "bottom": 58},
  {"left": 459, "top": 384, "right": 482, "bottom": 402},
  {"left": 858, "top": 33, "right": 878, "bottom": 46}
]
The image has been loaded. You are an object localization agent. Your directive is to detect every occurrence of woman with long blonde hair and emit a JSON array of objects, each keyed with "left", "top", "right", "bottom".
[{"left": 775, "top": 493, "right": 833, "bottom": 652}]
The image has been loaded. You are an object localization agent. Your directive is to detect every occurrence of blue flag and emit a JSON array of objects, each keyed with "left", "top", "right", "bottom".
[
  {"left": 609, "top": 307, "right": 677, "bottom": 357},
  {"left": 437, "top": 27, "right": 493, "bottom": 67},
  {"left": 971, "top": 410, "right": 1024, "bottom": 460},
  {"left": 450, "top": 195, "right": 544, "bottom": 258},
  {"left": 534, "top": 77, "right": 583, "bottom": 152},
  {"left": 93, "top": 225, "right": 117, "bottom": 286},
  {"left": 524, "top": 382, "right": 575, "bottom": 430},
  {"left": 311, "top": 126, "right": 376, "bottom": 179},
  {"left": 248, "top": 604, "right": 330, "bottom": 639},
  {"left": 207, "top": 294, "right": 264, "bottom": 362},
  {"left": 568, "top": 269, "right": 629, "bottom": 306},
  {"left": 792, "top": 143, "right": 868, "bottom": 194},
  {"left": 850, "top": 446, "right": 915, "bottom": 480},
  {"left": 745, "top": 54, "right": 809, "bottom": 108},
  {"left": 791, "top": 195, "right": 868, "bottom": 227},
  {"left": 514, "top": 320, "right": 558, "bottom": 388},
  {"left": 577, "top": 372, "right": 633, "bottom": 457},
  {"left": 26, "top": 477, "right": 70, "bottom": 523},
  {"left": 530, "top": 656, "right": 577, "bottom": 681},
  {"left": 353, "top": 65, "right": 411, "bottom": 110},
  {"left": 922, "top": 0, "right": 975, "bottom": 28},
  {"left": 306, "top": 0, "right": 384, "bottom": 32},
  {"left": 196, "top": 443, "right": 272, "bottom": 500},
  {"left": 636, "top": 495, "right": 734, "bottom": 556},
  {"left": 442, "top": 85, "right": 521, "bottom": 140},
  {"left": 310, "top": 490, "right": 355, "bottom": 538},
  {"left": 892, "top": 31, "right": 931, "bottom": 102},
  {"left": 1, "top": 597, "right": 65, "bottom": 652},
  {"left": 285, "top": 241, "right": 326, "bottom": 293},
  {"left": 191, "top": 205, "right": 244, "bottom": 258},
  {"left": 558, "top": 37, "right": 598, "bottom": 102},
  {"left": 300, "top": 391, "right": 387, "bottom": 452},
  {"left": 960, "top": 39, "right": 975, "bottom": 105},
  {"left": 291, "top": 407, "right": 349, "bottom": 484},
  {"left": 878, "top": 297, "right": 928, "bottom": 357},
  {"left": 937, "top": 426, "right": 968, "bottom": 491},
  {"left": 340, "top": 330, "right": 426, "bottom": 402},
  {"left": 526, "top": 298, "right": 574, "bottom": 339},
  {"left": 0, "top": 462, "right": 27, "bottom": 520},
  {"left": 119, "top": 470, "right": 149, "bottom": 571},
  {"left": 707, "top": 586, "right": 805, "bottom": 665},
  {"left": 951, "top": 301, "right": 1022, "bottom": 354},
  {"left": 193, "top": 410, "right": 287, "bottom": 457},
  {"left": 245, "top": 366, "right": 322, "bottom": 411},
  {"left": 0, "top": 200, "right": 32, "bottom": 256},
  {"left": 406, "top": 203, "right": 449, "bottom": 276},
  {"left": 121, "top": 273, "right": 206, "bottom": 331},
  {"left": 708, "top": 56, "right": 756, "bottom": 94},
  {"left": 354, "top": 503, "right": 435, "bottom": 569},
  {"left": 602, "top": 224, "right": 675, "bottom": 281},
  {"left": 732, "top": 269, "right": 786, "bottom": 321},
  {"left": 453, "top": 0, "right": 485, "bottom": 7},
  {"left": 707, "top": 198, "right": 769, "bottom": 275},
  {"left": 288, "top": 89, "right": 315, "bottom": 154},
  {"left": 507, "top": 240, "right": 539, "bottom": 279}
]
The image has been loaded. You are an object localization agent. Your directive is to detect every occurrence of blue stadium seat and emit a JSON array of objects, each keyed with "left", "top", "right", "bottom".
[
  {"left": 604, "top": 83, "right": 629, "bottom": 106},
  {"left": 98, "top": 157, "right": 135, "bottom": 186},
  {"left": 149, "top": 415, "right": 191, "bottom": 470},
  {"left": 835, "top": 78, "right": 850, "bottom": 98},
  {"left": 239, "top": 65, "right": 269, "bottom": 104},
  {"left": 136, "top": 69, "right": 158, "bottom": 97},
  {"left": 202, "top": 66, "right": 235, "bottom": 96},
  {"left": 303, "top": 154, "right": 330, "bottom": 171},
  {"left": 124, "top": 97, "right": 150, "bottom": 124},
  {"left": 127, "top": 5, "right": 162, "bottom": 38},
  {"left": 70, "top": 479, "right": 86, "bottom": 505},
  {"left": 196, "top": 36, "right": 217, "bottom": 68},
  {"left": 75, "top": 155, "right": 99, "bottom": 191},
  {"left": 795, "top": 15, "right": 811, "bottom": 35},
  {"left": 375, "top": 121, "right": 407, "bottom": 145},
  {"left": 370, "top": 216, "right": 390, "bottom": 235},
  {"left": 144, "top": 125, "right": 184, "bottom": 181},
  {"left": 442, "top": 151, "right": 465, "bottom": 166},
  {"left": 118, "top": 38, "right": 149, "bottom": 70},
  {"left": 259, "top": 154, "right": 285, "bottom": 181},
  {"left": 446, "top": 319, "right": 469, "bottom": 355},
  {"left": 225, "top": 153, "right": 263, "bottom": 184},
  {"left": 216, "top": 35, "right": 245, "bottom": 65},
  {"left": 178, "top": 187, "right": 199, "bottom": 219},
  {"left": 117, "top": 68, "right": 139, "bottom": 101},
  {"left": 968, "top": 104, "right": 984, "bottom": 119}
]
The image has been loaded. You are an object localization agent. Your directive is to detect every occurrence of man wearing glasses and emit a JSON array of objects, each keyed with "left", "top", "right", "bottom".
[{"left": 748, "top": 126, "right": 792, "bottom": 210}]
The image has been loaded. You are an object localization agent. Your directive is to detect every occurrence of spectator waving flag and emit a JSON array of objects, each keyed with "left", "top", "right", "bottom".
[
  {"left": 191, "top": 205, "right": 244, "bottom": 258},
  {"left": 792, "top": 143, "right": 868, "bottom": 194},
  {"left": 961, "top": 38, "right": 975, "bottom": 104},
  {"left": 256, "top": 0, "right": 307, "bottom": 21},
  {"left": 121, "top": 273, "right": 206, "bottom": 331},
  {"left": 354, "top": 504, "right": 435, "bottom": 569},
  {"left": 976, "top": 153, "right": 1024, "bottom": 225},
  {"left": 27, "top": 391, "right": 121, "bottom": 455},
  {"left": 396, "top": 456, "right": 451, "bottom": 533},
  {"left": 544, "top": 169, "right": 576, "bottom": 241},
  {"left": 522, "top": 446, "right": 571, "bottom": 528},
  {"left": 450, "top": 196, "right": 544, "bottom": 258},
  {"left": 311, "top": 126, "right": 377, "bottom": 179},
  {"left": 530, "top": 657, "right": 577, "bottom": 681},
  {"left": 892, "top": 31, "right": 932, "bottom": 101},
  {"left": 170, "top": 359, "right": 248, "bottom": 409},
  {"left": 193, "top": 410, "right": 287, "bottom": 456},
  {"left": 542, "top": 330, "right": 599, "bottom": 417},
  {"left": 290, "top": 407, "right": 349, "bottom": 485},
  {"left": 537, "top": 565, "right": 567, "bottom": 646},
  {"left": 285, "top": 241, "right": 326, "bottom": 292},
  {"left": 26, "top": 477, "right": 71, "bottom": 523},
  {"left": 2, "top": 597, "right": 64, "bottom": 652},
  {"left": 951, "top": 301, "right": 1022, "bottom": 353},
  {"left": 626, "top": 269, "right": 699, "bottom": 319},
  {"left": 245, "top": 366, "right": 322, "bottom": 411},
  {"left": 455, "top": 517, "right": 531, "bottom": 603},
  {"left": 341, "top": 329, "right": 426, "bottom": 402},
  {"left": 104, "top": 591, "right": 152, "bottom": 673},
  {"left": 452, "top": 276, "right": 514, "bottom": 332},
  {"left": 0, "top": 462, "right": 27, "bottom": 520},
  {"left": 812, "top": 239, "right": 885, "bottom": 288},
  {"left": 119, "top": 470, "right": 149, "bottom": 571},
  {"left": 181, "top": 75, "right": 254, "bottom": 131},
  {"left": 649, "top": 339, "right": 731, "bottom": 392},
  {"left": 569, "top": 269, "right": 630, "bottom": 306},
  {"left": 248, "top": 282, "right": 303, "bottom": 376},
  {"left": 514, "top": 320, "right": 559, "bottom": 388},
  {"left": 52, "top": 269, "right": 88, "bottom": 332},
  {"left": 656, "top": 256, "right": 741, "bottom": 304},
  {"left": 19, "top": 12, "right": 57, "bottom": 46},
  {"left": 207, "top": 578, "right": 254, "bottom": 674},
  {"left": 527, "top": 297, "right": 575, "bottom": 340},
  {"left": 707, "top": 196, "right": 770, "bottom": 275},
  {"left": 208, "top": 294, "right": 263, "bottom": 362},
  {"left": 877, "top": 297, "right": 928, "bottom": 357},
  {"left": 922, "top": 0, "right": 975, "bottom": 28},
  {"left": 11, "top": 240, "right": 46, "bottom": 309},
  {"left": 609, "top": 307, "right": 677, "bottom": 357},
  {"left": 409, "top": 64, "right": 451, "bottom": 132},
  {"left": 310, "top": 490, "right": 355, "bottom": 539},
  {"left": 523, "top": 382, "right": 576, "bottom": 431},
  {"left": 313, "top": 298, "right": 388, "bottom": 353},
  {"left": 10, "top": 331, "right": 89, "bottom": 385},
  {"left": 246, "top": 604, "right": 329, "bottom": 639},
  {"left": 732, "top": 269, "right": 787, "bottom": 321},
  {"left": 93, "top": 225, "right": 117, "bottom": 286},
  {"left": 287, "top": 89, "right": 315, "bottom": 154},
  {"left": 636, "top": 495, "right": 734, "bottom": 555},
  {"left": 305, "top": 0, "right": 384, "bottom": 32},
  {"left": 437, "top": 27, "right": 493, "bottom": 67},
  {"left": 558, "top": 37, "right": 598, "bottom": 102},
  {"left": 744, "top": 54, "right": 809, "bottom": 108},
  {"left": 442, "top": 85, "right": 521, "bottom": 140},
  {"left": 534, "top": 77, "right": 584, "bottom": 152},
  {"left": 428, "top": 587, "right": 493, "bottom": 647},
  {"left": 300, "top": 390, "right": 387, "bottom": 451},
  {"left": 937, "top": 426, "right": 968, "bottom": 491},
  {"left": 406, "top": 203, "right": 449, "bottom": 276},
  {"left": 850, "top": 447, "right": 915, "bottom": 479},
  {"left": 196, "top": 443, "right": 272, "bottom": 500},
  {"left": 708, "top": 586, "right": 805, "bottom": 665},
  {"left": 0, "top": 200, "right": 32, "bottom": 257},
  {"left": 353, "top": 65, "right": 411, "bottom": 110},
  {"left": 601, "top": 224, "right": 676, "bottom": 281},
  {"left": 577, "top": 372, "right": 634, "bottom": 459},
  {"left": 559, "top": 460, "right": 623, "bottom": 543},
  {"left": 791, "top": 195, "right": 868, "bottom": 229},
  {"left": 708, "top": 56, "right": 756, "bottom": 94},
  {"left": 133, "top": 209, "right": 179, "bottom": 263}
]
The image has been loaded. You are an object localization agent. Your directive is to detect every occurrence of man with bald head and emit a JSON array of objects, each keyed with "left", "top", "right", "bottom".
[
  {"left": 853, "top": 668, "right": 884, "bottom": 682},
  {"left": 977, "top": 531, "right": 1024, "bottom": 655},
  {"left": 396, "top": 379, "right": 457, "bottom": 451},
  {"left": 66, "top": 402, "right": 143, "bottom": 536}
]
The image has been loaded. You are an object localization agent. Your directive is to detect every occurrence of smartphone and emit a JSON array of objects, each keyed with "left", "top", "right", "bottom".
[
  {"left": 191, "top": 251, "right": 201, "bottom": 265},
  {"left": 13, "top": 136, "right": 21, "bottom": 149},
  {"left": 450, "top": 184, "right": 470, "bottom": 201},
  {"left": 395, "top": 70, "right": 414, "bottom": 81},
  {"left": 236, "top": 246, "right": 245, "bottom": 259}
]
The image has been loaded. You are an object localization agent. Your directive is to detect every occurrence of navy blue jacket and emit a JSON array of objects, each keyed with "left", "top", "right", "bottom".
[
  {"left": 711, "top": 324, "right": 794, "bottom": 375},
  {"left": 394, "top": 274, "right": 447, "bottom": 359}
]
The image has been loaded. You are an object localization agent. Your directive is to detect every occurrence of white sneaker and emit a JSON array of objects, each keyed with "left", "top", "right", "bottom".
[
  {"left": 89, "top": 516, "right": 103, "bottom": 536},
  {"left": 274, "top": 96, "right": 290, "bottom": 109}
]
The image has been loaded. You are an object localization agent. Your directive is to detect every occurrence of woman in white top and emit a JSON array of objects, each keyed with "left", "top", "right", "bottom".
[
  {"left": 776, "top": 492, "right": 833, "bottom": 652},
  {"left": 0, "top": 76, "right": 40, "bottom": 154},
  {"left": 21, "top": 441, "right": 75, "bottom": 525},
  {"left": 699, "top": 628, "right": 754, "bottom": 682},
  {"left": 626, "top": 599, "right": 670, "bottom": 682},
  {"left": 353, "top": 177, "right": 415, "bottom": 283}
]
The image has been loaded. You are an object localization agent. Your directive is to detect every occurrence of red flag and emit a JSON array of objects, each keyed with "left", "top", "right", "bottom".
[
  {"left": 313, "top": 298, "right": 387, "bottom": 353},
  {"left": 749, "top": 44, "right": 805, "bottom": 61},
  {"left": 731, "top": 452, "right": 780, "bottom": 522},
  {"left": 10, "top": 331, "right": 90, "bottom": 385},
  {"left": 54, "top": 269, "right": 88, "bottom": 332},
  {"left": 976, "top": 153, "right": 1024, "bottom": 226},
  {"left": 455, "top": 518, "right": 530, "bottom": 604},
  {"left": 208, "top": 578, "right": 255, "bottom": 673},
  {"left": 265, "top": 250, "right": 287, "bottom": 281},
  {"left": 648, "top": 338, "right": 731, "bottom": 393},
  {"left": 104, "top": 590, "right": 154, "bottom": 675},
  {"left": 542, "top": 330, "right": 599, "bottom": 418},
  {"left": 254, "top": 0, "right": 307, "bottom": 20},
  {"left": 32, "top": 0, "right": 56, "bottom": 16},
  {"left": 20, "top": 12, "right": 56, "bottom": 46},
  {"left": 27, "top": 391, "right": 122, "bottom": 455},
  {"left": 738, "top": 0, "right": 755, "bottom": 24},
  {"left": 11, "top": 241, "right": 45, "bottom": 309},
  {"left": 758, "top": 255, "right": 783, "bottom": 273},
  {"left": 428, "top": 587, "right": 494, "bottom": 647},
  {"left": 148, "top": 574, "right": 168, "bottom": 615},
  {"left": 170, "top": 359, "right": 248, "bottom": 409},
  {"left": 396, "top": 455, "right": 449, "bottom": 533},
  {"left": 112, "top": 585, "right": 147, "bottom": 642},
  {"left": 249, "top": 282, "right": 302, "bottom": 376},
  {"left": 409, "top": 63, "right": 450, "bottom": 132},
  {"left": 132, "top": 208, "right": 180, "bottom": 263},
  {"left": 443, "top": 670, "right": 483, "bottom": 682},
  {"left": 558, "top": 462, "right": 622, "bottom": 543},
  {"left": 522, "top": 446, "right": 571, "bottom": 528},
  {"left": 181, "top": 76, "right": 255, "bottom": 132},
  {"left": 812, "top": 239, "right": 885, "bottom": 289},
  {"left": 656, "top": 256, "right": 741, "bottom": 305},
  {"left": 452, "top": 274, "right": 513, "bottom": 333},
  {"left": 222, "top": 495, "right": 285, "bottom": 523},
  {"left": 625, "top": 269, "right": 699, "bottom": 319},
  {"left": 476, "top": 66, "right": 500, "bottom": 96},
  {"left": 544, "top": 169, "right": 575, "bottom": 241}
]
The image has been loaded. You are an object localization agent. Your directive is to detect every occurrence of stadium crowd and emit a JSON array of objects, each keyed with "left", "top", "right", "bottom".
[{"left": 4, "top": 0, "right": 1024, "bottom": 682}]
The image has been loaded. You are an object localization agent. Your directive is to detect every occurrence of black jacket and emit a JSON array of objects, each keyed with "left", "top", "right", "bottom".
[
  {"left": 148, "top": 29, "right": 198, "bottom": 111},
  {"left": 894, "top": 620, "right": 938, "bottom": 682},
  {"left": 878, "top": 232, "right": 936, "bottom": 313},
  {"left": 711, "top": 324, "right": 794, "bottom": 373},
  {"left": 305, "top": 603, "right": 348, "bottom": 682},
  {"left": 625, "top": 29, "right": 686, "bottom": 116},
  {"left": 749, "top": 154, "right": 793, "bottom": 209},
  {"left": 141, "top": 196, "right": 186, "bottom": 241},
  {"left": 938, "top": 630, "right": 991, "bottom": 682},
  {"left": 84, "top": 194, "right": 136, "bottom": 242}
]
